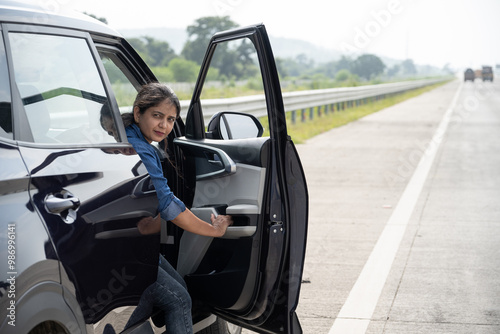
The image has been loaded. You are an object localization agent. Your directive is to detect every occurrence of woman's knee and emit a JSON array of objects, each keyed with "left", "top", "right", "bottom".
[{"left": 179, "top": 287, "right": 192, "bottom": 309}]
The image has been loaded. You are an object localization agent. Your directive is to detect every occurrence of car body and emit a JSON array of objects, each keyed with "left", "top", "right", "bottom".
[
  {"left": 464, "top": 68, "right": 475, "bottom": 81},
  {"left": 481, "top": 66, "right": 493, "bottom": 81},
  {"left": 0, "top": 2, "right": 308, "bottom": 334}
]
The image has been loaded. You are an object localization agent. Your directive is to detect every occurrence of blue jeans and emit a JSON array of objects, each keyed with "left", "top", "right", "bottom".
[{"left": 126, "top": 255, "right": 193, "bottom": 333}]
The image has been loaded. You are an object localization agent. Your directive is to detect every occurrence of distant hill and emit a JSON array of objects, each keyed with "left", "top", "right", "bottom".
[
  {"left": 118, "top": 27, "right": 342, "bottom": 64},
  {"left": 117, "top": 27, "right": 445, "bottom": 75},
  {"left": 269, "top": 36, "right": 342, "bottom": 63}
]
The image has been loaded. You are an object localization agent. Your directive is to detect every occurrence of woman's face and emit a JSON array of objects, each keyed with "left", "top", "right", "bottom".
[{"left": 134, "top": 99, "right": 177, "bottom": 143}]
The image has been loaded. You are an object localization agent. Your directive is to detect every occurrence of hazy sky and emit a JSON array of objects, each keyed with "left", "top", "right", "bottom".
[{"left": 64, "top": 0, "right": 499, "bottom": 70}]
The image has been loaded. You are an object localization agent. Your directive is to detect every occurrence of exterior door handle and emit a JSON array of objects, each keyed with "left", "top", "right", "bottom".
[{"left": 44, "top": 190, "right": 80, "bottom": 224}]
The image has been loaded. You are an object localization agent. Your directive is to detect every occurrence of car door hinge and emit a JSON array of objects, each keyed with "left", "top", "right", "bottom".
[{"left": 269, "top": 221, "right": 284, "bottom": 234}]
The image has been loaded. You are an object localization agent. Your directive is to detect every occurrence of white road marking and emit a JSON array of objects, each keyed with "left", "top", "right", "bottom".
[{"left": 329, "top": 82, "right": 463, "bottom": 334}]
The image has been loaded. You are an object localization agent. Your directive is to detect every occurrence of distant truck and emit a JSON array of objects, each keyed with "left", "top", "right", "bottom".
[
  {"left": 474, "top": 69, "right": 482, "bottom": 80},
  {"left": 481, "top": 66, "right": 494, "bottom": 81},
  {"left": 464, "top": 68, "right": 475, "bottom": 81}
]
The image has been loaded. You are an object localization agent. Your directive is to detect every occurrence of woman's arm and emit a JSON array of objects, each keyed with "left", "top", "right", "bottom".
[
  {"left": 137, "top": 211, "right": 232, "bottom": 237},
  {"left": 172, "top": 210, "right": 233, "bottom": 237}
]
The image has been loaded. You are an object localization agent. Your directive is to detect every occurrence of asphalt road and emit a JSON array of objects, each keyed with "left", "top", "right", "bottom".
[{"left": 246, "top": 78, "right": 500, "bottom": 333}]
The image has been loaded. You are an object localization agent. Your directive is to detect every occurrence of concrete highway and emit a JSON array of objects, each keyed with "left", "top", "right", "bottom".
[{"left": 246, "top": 78, "right": 500, "bottom": 333}]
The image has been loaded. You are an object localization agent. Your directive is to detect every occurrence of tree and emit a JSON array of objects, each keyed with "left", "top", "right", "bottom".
[
  {"left": 336, "top": 55, "right": 353, "bottom": 72},
  {"left": 279, "top": 58, "right": 302, "bottom": 77},
  {"left": 182, "top": 16, "right": 239, "bottom": 65},
  {"left": 83, "top": 12, "right": 108, "bottom": 24},
  {"left": 350, "top": 54, "right": 386, "bottom": 80},
  {"left": 168, "top": 58, "right": 199, "bottom": 82},
  {"left": 335, "top": 69, "right": 351, "bottom": 82},
  {"left": 277, "top": 54, "right": 316, "bottom": 78},
  {"left": 442, "top": 63, "right": 454, "bottom": 75},
  {"left": 387, "top": 64, "right": 400, "bottom": 77},
  {"left": 151, "top": 66, "right": 174, "bottom": 83},
  {"left": 235, "top": 39, "right": 259, "bottom": 78},
  {"left": 275, "top": 58, "right": 289, "bottom": 78},
  {"left": 128, "top": 37, "right": 176, "bottom": 67},
  {"left": 401, "top": 59, "right": 416, "bottom": 76},
  {"left": 296, "top": 54, "right": 314, "bottom": 69},
  {"left": 314, "top": 61, "right": 336, "bottom": 79}
]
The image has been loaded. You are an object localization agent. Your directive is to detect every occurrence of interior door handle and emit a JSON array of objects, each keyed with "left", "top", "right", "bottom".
[
  {"left": 132, "top": 175, "right": 156, "bottom": 198},
  {"left": 44, "top": 190, "right": 80, "bottom": 224},
  {"left": 208, "top": 159, "right": 223, "bottom": 166},
  {"left": 173, "top": 138, "right": 236, "bottom": 181}
]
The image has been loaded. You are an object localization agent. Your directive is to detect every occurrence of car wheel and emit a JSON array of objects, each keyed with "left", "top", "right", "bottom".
[
  {"left": 29, "top": 321, "right": 69, "bottom": 334},
  {"left": 197, "top": 317, "right": 242, "bottom": 334}
]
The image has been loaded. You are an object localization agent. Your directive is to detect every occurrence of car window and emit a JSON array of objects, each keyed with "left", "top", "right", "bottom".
[
  {"left": 200, "top": 38, "right": 268, "bottom": 135},
  {"left": 98, "top": 50, "right": 139, "bottom": 114},
  {"left": 0, "top": 33, "right": 12, "bottom": 139},
  {"left": 8, "top": 32, "right": 117, "bottom": 144}
]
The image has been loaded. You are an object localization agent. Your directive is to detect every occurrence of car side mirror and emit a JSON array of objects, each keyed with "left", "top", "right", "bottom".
[{"left": 207, "top": 111, "right": 264, "bottom": 140}]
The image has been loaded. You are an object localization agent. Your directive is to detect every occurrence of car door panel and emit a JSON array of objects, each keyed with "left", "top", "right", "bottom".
[
  {"left": 19, "top": 146, "right": 160, "bottom": 323},
  {"left": 178, "top": 24, "right": 308, "bottom": 333},
  {"left": 173, "top": 135, "right": 269, "bottom": 315}
]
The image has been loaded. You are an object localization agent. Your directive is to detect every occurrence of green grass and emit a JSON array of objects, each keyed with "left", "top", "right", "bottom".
[{"left": 260, "top": 81, "right": 449, "bottom": 143}]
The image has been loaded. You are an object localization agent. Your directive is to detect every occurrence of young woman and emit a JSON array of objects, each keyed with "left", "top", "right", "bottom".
[{"left": 122, "top": 82, "right": 233, "bottom": 333}]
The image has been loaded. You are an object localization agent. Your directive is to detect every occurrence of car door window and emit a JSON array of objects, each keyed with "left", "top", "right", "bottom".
[
  {"left": 0, "top": 33, "right": 12, "bottom": 139},
  {"left": 200, "top": 38, "right": 267, "bottom": 131},
  {"left": 98, "top": 50, "right": 139, "bottom": 112},
  {"left": 8, "top": 32, "right": 117, "bottom": 144}
]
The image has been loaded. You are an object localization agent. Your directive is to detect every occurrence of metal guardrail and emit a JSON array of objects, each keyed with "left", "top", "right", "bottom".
[{"left": 179, "top": 78, "right": 449, "bottom": 124}]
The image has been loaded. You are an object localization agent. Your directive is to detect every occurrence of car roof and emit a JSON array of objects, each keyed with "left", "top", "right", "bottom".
[{"left": 0, "top": 0, "right": 122, "bottom": 38}]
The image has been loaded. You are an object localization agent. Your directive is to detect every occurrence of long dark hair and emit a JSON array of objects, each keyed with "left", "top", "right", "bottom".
[
  {"left": 124, "top": 83, "right": 182, "bottom": 176},
  {"left": 122, "top": 82, "right": 181, "bottom": 127}
]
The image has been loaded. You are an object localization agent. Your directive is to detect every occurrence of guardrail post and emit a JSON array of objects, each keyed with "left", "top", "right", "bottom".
[
  {"left": 309, "top": 107, "right": 314, "bottom": 120},
  {"left": 291, "top": 109, "right": 296, "bottom": 124},
  {"left": 301, "top": 108, "right": 306, "bottom": 122}
]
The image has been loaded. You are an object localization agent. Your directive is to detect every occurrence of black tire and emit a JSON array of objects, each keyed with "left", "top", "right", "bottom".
[
  {"left": 197, "top": 317, "right": 242, "bottom": 334},
  {"left": 28, "top": 321, "right": 69, "bottom": 334}
]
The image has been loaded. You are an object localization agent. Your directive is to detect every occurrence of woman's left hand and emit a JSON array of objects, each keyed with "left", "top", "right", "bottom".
[
  {"left": 210, "top": 214, "right": 233, "bottom": 237},
  {"left": 137, "top": 214, "right": 162, "bottom": 235}
]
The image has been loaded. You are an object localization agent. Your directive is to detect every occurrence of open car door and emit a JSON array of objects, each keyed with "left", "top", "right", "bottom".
[{"left": 174, "top": 24, "right": 308, "bottom": 333}]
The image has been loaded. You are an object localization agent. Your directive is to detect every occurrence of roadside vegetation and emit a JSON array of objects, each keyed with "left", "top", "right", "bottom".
[
  {"left": 87, "top": 15, "right": 451, "bottom": 97},
  {"left": 274, "top": 81, "right": 450, "bottom": 143},
  {"left": 87, "top": 13, "right": 453, "bottom": 143}
]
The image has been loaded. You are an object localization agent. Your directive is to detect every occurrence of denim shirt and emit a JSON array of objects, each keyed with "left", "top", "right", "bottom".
[{"left": 126, "top": 124, "right": 186, "bottom": 221}]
